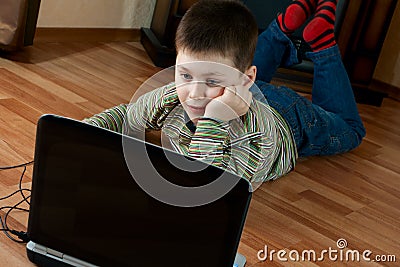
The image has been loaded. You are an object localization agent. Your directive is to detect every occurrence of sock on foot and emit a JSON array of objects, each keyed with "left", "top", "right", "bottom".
[
  {"left": 277, "top": 0, "right": 317, "bottom": 35},
  {"left": 303, "top": 0, "right": 337, "bottom": 51}
]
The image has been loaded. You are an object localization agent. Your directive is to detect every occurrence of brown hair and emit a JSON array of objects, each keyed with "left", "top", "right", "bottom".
[{"left": 175, "top": 0, "right": 258, "bottom": 72}]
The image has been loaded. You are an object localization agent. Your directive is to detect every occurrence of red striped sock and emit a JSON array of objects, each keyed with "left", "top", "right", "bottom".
[
  {"left": 303, "top": 0, "right": 337, "bottom": 51},
  {"left": 277, "top": 0, "right": 317, "bottom": 35}
]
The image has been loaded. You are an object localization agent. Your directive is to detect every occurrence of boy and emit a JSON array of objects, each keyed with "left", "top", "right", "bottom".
[{"left": 84, "top": 0, "right": 365, "bottom": 183}]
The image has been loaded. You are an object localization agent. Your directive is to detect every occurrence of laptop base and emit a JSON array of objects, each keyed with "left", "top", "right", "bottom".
[{"left": 27, "top": 241, "right": 247, "bottom": 267}]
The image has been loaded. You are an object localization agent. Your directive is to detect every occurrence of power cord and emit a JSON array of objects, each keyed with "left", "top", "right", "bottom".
[
  {"left": 0, "top": 161, "right": 33, "bottom": 243},
  {"left": 0, "top": 160, "right": 34, "bottom": 170}
]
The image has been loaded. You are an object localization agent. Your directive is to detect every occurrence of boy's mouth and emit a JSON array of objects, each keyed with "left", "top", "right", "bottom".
[{"left": 186, "top": 104, "right": 206, "bottom": 114}]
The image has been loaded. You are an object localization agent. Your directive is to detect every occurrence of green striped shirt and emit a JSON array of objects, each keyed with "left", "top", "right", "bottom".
[{"left": 84, "top": 83, "right": 297, "bottom": 182}]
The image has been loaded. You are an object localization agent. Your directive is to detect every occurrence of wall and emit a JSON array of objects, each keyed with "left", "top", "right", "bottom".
[
  {"left": 373, "top": 0, "right": 400, "bottom": 88},
  {"left": 37, "top": 0, "right": 156, "bottom": 28}
]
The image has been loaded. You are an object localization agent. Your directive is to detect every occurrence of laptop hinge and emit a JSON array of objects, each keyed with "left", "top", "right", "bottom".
[
  {"left": 46, "top": 248, "right": 64, "bottom": 259},
  {"left": 27, "top": 241, "right": 98, "bottom": 267},
  {"left": 32, "top": 243, "right": 47, "bottom": 255}
]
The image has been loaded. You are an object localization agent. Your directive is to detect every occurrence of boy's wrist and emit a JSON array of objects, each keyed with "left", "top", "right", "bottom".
[
  {"left": 203, "top": 107, "right": 239, "bottom": 122},
  {"left": 193, "top": 117, "right": 230, "bottom": 145}
]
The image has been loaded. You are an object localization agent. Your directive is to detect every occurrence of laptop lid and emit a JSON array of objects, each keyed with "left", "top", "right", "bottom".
[{"left": 27, "top": 114, "right": 252, "bottom": 267}]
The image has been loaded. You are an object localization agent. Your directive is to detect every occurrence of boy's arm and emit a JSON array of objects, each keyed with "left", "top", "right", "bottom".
[
  {"left": 188, "top": 106, "right": 295, "bottom": 182},
  {"left": 83, "top": 83, "right": 179, "bottom": 133},
  {"left": 187, "top": 117, "right": 276, "bottom": 181},
  {"left": 125, "top": 83, "right": 179, "bottom": 133},
  {"left": 188, "top": 118, "right": 230, "bottom": 167},
  {"left": 83, "top": 104, "right": 128, "bottom": 133}
]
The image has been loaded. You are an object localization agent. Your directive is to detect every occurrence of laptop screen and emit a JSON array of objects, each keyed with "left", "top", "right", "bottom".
[{"left": 28, "top": 115, "right": 252, "bottom": 267}]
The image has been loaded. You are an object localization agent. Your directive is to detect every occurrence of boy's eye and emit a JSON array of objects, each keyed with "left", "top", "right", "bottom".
[
  {"left": 181, "top": 73, "right": 193, "bottom": 80},
  {"left": 206, "top": 79, "right": 221, "bottom": 87}
]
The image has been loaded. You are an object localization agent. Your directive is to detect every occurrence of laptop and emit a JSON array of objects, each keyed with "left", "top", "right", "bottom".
[{"left": 26, "top": 114, "right": 252, "bottom": 267}]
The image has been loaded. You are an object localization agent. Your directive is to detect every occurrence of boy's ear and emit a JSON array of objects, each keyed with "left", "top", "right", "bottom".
[{"left": 242, "top": 65, "right": 257, "bottom": 86}]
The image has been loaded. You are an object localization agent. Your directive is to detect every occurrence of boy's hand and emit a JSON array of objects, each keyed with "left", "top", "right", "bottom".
[{"left": 203, "top": 85, "right": 252, "bottom": 122}]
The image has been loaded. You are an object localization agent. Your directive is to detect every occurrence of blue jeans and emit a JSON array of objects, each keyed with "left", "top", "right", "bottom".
[{"left": 251, "top": 20, "right": 366, "bottom": 157}]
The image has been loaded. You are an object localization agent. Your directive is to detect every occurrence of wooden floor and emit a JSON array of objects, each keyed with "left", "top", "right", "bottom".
[{"left": 0, "top": 42, "right": 399, "bottom": 266}]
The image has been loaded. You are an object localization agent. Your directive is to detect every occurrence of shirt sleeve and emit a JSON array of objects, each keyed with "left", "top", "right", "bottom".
[
  {"left": 83, "top": 104, "right": 128, "bottom": 133},
  {"left": 187, "top": 104, "right": 295, "bottom": 182},
  {"left": 187, "top": 117, "right": 277, "bottom": 182},
  {"left": 83, "top": 83, "right": 179, "bottom": 133},
  {"left": 188, "top": 118, "right": 231, "bottom": 168},
  {"left": 125, "top": 83, "right": 179, "bottom": 132}
]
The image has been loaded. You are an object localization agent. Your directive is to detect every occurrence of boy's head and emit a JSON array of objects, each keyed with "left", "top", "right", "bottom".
[
  {"left": 175, "top": 0, "right": 258, "bottom": 73},
  {"left": 174, "top": 0, "right": 259, "bottom": 123}
]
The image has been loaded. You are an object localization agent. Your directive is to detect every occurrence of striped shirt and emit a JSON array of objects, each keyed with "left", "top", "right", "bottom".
[{"left": 84, "top": 83, "right": 297, "bottom": 182}]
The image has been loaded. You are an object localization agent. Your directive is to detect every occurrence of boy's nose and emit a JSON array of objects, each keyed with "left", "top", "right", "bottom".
[{"left": 188, "top": 82, "right": 206, "bottom": 99}]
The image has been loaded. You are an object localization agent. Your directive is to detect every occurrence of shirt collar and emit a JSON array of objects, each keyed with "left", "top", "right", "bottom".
[{"left": 184, "top": 111, "right": 196, "bottom": 133}]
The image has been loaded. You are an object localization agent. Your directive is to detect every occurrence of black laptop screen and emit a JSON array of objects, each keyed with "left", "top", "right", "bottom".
[{"left": 28, "top": 115, "right": 251, "bottom": 267}]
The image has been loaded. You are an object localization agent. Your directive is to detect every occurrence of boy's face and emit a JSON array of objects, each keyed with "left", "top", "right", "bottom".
[{"left": 175, "top": 50, "right": 255, "bottom": 123}]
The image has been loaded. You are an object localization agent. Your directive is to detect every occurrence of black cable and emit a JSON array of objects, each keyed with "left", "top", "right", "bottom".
[
  {"left": 0, "top": 188, "right": 31, "bottom": 201},
  {"left": 0, "top": 196, "right": 31, "bottom": 243},
  {"left": 0, "top": 206, "right": 30, "bottom": 213},
  {"left": 0, "top": 227, "right": 27, "bottom": 243},
  {"left": 0, "top": 207, "right": 30, "bottom": 243},
  {"left": 0, "top": 217, "right": 27, "bottom": 243},
  {"left": 0, "top": 198, "right": 31, "bottom": 243},
  {"left": 18, "top": 166, "right": 31, "bottom": 205},
  {"left": 0, "top": 228, "right": 13, "bottom": 232},
  {"left": 0, "top": 160, "right": 33, "bottom": 243},
  {"left": 0, "top": 160, "right": 33, "bottom": 170},
  {"left": 0, "top": 160, "right": 33, "bottom": 204}
]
